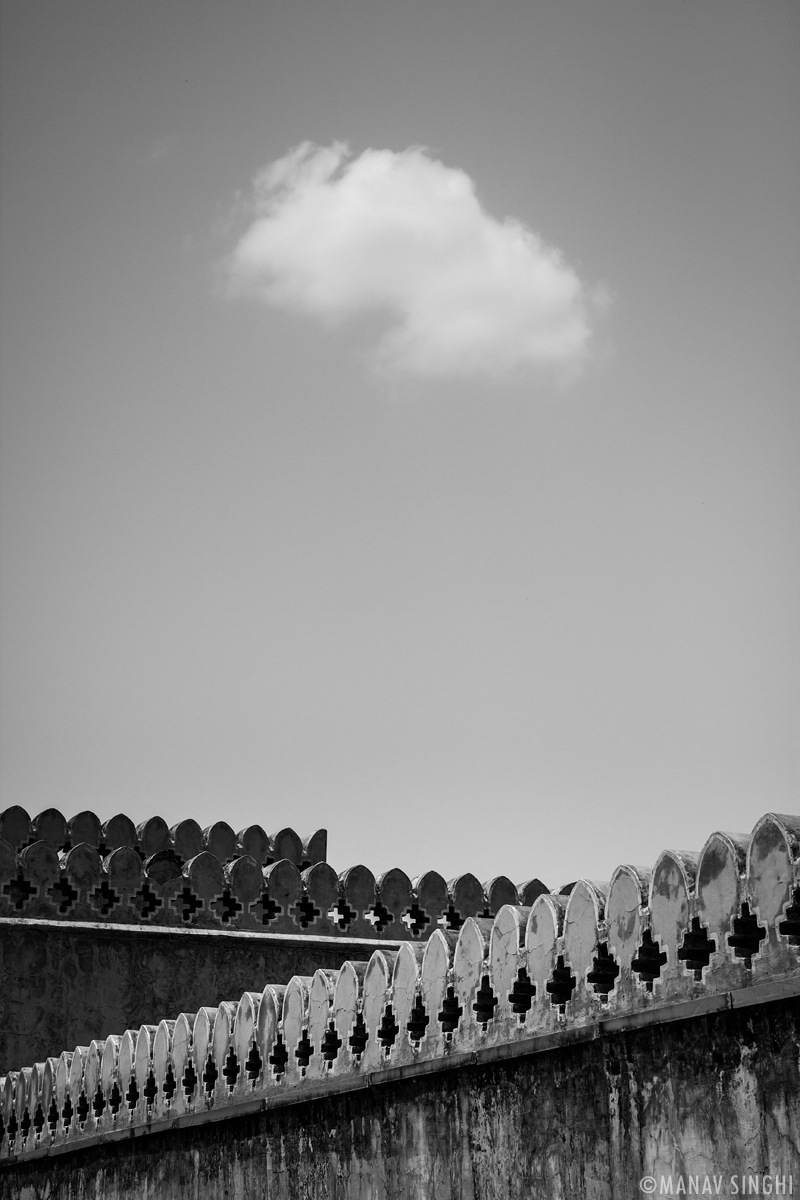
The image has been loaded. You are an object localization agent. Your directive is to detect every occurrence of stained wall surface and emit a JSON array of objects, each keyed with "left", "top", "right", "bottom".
[
  {"left": 4, "top": 999, "right": 798, "bottom": 1200},
  {"left": 0, "top": 923, "right": 375, "bottom": 1070}
]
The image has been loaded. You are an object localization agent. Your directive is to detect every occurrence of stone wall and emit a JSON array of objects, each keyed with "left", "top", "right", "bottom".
[
  {"left": 0, "top": 803, "right": 547, "bottom": 1069},
  {"left": 0, "top": 922, "right": 383, "bottom": 1071},
  {"left": 2, "top": 810, "right": 798, "bottom": 1197},
  {"left": 2, "top": 997, "right": 798, "bottom": 1198}
]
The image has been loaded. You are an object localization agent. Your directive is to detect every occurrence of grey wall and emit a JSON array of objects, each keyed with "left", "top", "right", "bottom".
[
  {"left": 3, "top": 998, "right": 798, "bottom": 1199},
  {"left": 0, "top": 922, "right": 377, "bottom": 1069}
]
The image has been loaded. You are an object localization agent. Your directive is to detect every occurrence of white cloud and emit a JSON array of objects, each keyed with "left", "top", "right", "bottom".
[{"left": 227, "top": 142, "right": 600, "bottom": 379}]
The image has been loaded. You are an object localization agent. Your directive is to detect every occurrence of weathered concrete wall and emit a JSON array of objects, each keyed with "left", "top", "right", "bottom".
[
  {"left": 3, "top": 998, "right": 798, "bottom": 1199},
  {"left": 0, "top": 921, "right": 379, "bottom": 1070},
  {"left": 2, "top": 809, "right": 798, "bottom": 1195}
]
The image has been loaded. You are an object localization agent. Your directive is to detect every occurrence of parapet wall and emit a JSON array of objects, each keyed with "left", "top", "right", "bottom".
[
  {"left": 0, "top": 804, "right": 548, "bottom": 1069},
  {"left": 0, "top": 923, "right": 387, "bottom": 1074},
  {"left": 0, "top": 805, "right": 545, "bottom": 935},
  {"left": 0, "top": 807, "right": 326, "bottom": 868},
  {"left": 1, "top": 809, "right": 798, "bottom": 1194},
  {"left": 2, "top": 998, "right": 797, "bottom": 1199}
]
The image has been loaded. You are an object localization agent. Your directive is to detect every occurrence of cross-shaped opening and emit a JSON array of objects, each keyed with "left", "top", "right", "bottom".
[
  {"left": 677, "top": 918, "right": 716, "bottom": 980},
  {"left": 321, "top": 1022, "right": 342, "bottom": 1066},
  {"left": 213, "top": 889, "right": 243, "bottom": 924},
  {"left": 254, "top": 895, "right": 282, "bottom": 925},
  {"left": 223, "top": 1048, "right": 240, "bottom": 1092},
  {"left": 201, "top": 1056, "right": 218, "bottom": 1096},
  {"left": 587, "top": 942, "right": 620, "bottom": 998},
  {"left": 377, "top": 1004, "right": 400, "bottom": 1052},
  {"left": 348, "top": 1012, "right": 368, "bottom": 1057},
  {"left": 728, "top": 902, "right": 767, "bottom": 968},
  {"left": 294, "top": 895, "right": 321, "bottom": 928},
  {"left": 143, "top": 1070, "right": 158, "bottom": 1109},
  {"left": 508, "top": 968, "right": 536, "bottom": 1017},
  {"left": 245, "top": 1043, "right": 263, "bottom": 1083},
  {"left": 401, "top": 904, "right": 431, "bottom": 937},
  {"left": 438, "top": 986, "right": 463, "bottom": 1035},
  {"left": 134, "top": 884, "right": 162, "bottom": 919},
  {"left": 328, "top": 900, "right": 356, "bottom": 931},
  {"left": 295, "top": 1030, "right": 313, "bottom": 1072},
  {"left": 366, "top": 901, "right": 393, "bottom": 933},
  {"left": 439, "top": 905, "right": 465, "bottom": 932},
  {"left": 92, "top": 881, "right": 121, "bottom": 916},
  {"left": 48, "top": 878, "right": 79, "bottom": 914},
  {"left": 407, "top": 995, "right": 430, "bottom": 1044},
  {"left": 546, "top": 955, "right": 576, "bottom": 1009},
  {"left": 125, "top": 1076, "right": 139, "bottom": 1112},
  {"left": 182, "top": 1061, "right": 198, "bottom": 1099},
  {"left": 268, "top": 1033, "right": 289, "bottom": 1078},
  {"left": 109, "top": 1082, "right": 122, "bottom": 1116},
  {"left": 2, "top": 874, "right": 36, "bottom": 910},
  {"left": 473, "top": 975, "right": 498, "bottom": 1027},
  {"left": 176, "top": 886, "right": 203, "bottom": 923},
  {"left": 631, "top": 930, "right": 667, "bottom": 990}
]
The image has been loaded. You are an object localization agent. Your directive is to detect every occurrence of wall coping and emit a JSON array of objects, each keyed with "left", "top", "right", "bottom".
[{"left": 0, "top": 916, "right": 402, "bottom": 950}]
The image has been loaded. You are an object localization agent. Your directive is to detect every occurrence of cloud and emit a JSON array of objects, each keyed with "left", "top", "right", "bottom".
[{"left": 227, "top": 142, "right": 600, "bottom": 379}]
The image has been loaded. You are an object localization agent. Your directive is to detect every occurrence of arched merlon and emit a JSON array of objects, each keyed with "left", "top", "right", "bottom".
[
  {"left": 0, "top": 806, "right": 327, "bottom": 870},
  {"left": 748, "top": 813, "right": 800, "bottom": 927},
  {"left": 0, "top": 827, "right": 549, "bottom": 937}
]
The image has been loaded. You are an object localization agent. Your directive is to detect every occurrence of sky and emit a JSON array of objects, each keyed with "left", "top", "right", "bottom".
[{"left": 0, "top": 0, "right": 798, "bottom": 891}]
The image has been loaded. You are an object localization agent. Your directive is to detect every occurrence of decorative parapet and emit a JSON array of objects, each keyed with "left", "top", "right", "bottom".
[
  {"left": 1, "top": 811, "right": 798, "bottom": 1163},
  {"left": 0, "top": 806, "right": 546, "bottom": 936},
  {"left": 0, "top": 806, "right": 325, "bottom": 867}
]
